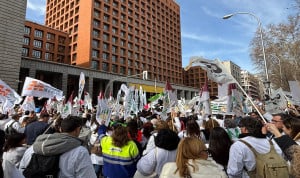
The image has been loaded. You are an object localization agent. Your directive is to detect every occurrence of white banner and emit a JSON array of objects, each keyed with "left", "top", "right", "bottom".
[
  {"left": 265, "top": 88, "right": 287, "bottom": 114},
  {"left": 21, "top": 77, "right": 63, "bottom": 99},
  {"left": 0, "top": 79, "right": 22, "bottom": 109},
  {"left": 288, "top": 81, "right": 300, "bottom": 102},
  {"left": 21, "top": 96, "right": 35, "bottom": 111},
  {"left": 78, "top": 72, "right": 85, "bottom": 100},
  {"left": 185, "top": 57, "right": 235, "bottom": 84}
]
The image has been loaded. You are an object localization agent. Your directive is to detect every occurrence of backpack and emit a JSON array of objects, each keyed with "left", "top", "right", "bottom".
[
  {"left": 4, "top": 121, "right": 18, "bottom": 137},
  {"left": 240, "top": 139, "right": 289, "bottom": 178},
  {"left": 23, "top": 153, "right": 60, "bottom": 178}
]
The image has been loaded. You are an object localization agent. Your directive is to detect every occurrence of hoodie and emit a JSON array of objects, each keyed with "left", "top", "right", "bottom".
[{"left": 33, "top": 133, "right": 82, "bottom": 156}]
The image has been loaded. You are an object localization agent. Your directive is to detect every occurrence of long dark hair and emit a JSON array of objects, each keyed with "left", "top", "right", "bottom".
[
  {"left": 208, "top": 127, "right": 232, "bottom": 167},
  {"left": 186, "top": 119, "right": 201, "bottom": 138},
  {"left": 3, "top": 133, "right": 26, "bottom": 152}
]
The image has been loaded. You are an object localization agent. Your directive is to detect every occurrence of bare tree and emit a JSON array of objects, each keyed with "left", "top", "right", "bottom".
[{"left": 250, "top": 9, "right": 300, "bottom": 91}]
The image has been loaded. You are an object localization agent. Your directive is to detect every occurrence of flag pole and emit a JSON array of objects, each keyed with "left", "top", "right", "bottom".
[{"left": 234, "top": 80, "right": 267, "bottom": 123}]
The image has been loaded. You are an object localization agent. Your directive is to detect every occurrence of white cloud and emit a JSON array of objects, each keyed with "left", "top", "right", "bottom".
[
  {"left": 27, "top": 0, "right": 46, "bottom": 15},
  {"left": 181, "top": 32, "right": 245, "bottom": 47}
]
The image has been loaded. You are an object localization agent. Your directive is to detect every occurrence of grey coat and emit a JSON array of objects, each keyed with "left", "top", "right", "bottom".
[{"left": 33, "top": 133, "right": 82, "bottom": 156}]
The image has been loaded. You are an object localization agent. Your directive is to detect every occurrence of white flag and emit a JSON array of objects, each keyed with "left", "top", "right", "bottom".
[
  {"left": 185, "top": 57, "right": 235, "bottom": 84},
  {"left": 21, "top": 77, "right": 63, "bottom": 99},
  {"left": 0, "top": 79, "right": 22, "bottom": 109},
  {"left": 265, "top": 88, "right": 287, "bottom": 114},
  {"left": 288, "top": 81, "right": 300, "bottom": 102},
  {"left": 78, "top": 72, "right": 85, "bottom": 100},
  {"left": 21, "top": 96, "right": 35, "bottom": 111}
]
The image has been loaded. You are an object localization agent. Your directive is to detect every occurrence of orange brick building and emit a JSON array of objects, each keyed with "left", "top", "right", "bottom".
[
  {"left": 45, "top": 0, "right": 183, "bottom": 84},
  {"left": 22, "top": 21, "right": 69, "bottom": 63},
  {"left": 183, "top": 66, "right": 218, "bottom": 97}
]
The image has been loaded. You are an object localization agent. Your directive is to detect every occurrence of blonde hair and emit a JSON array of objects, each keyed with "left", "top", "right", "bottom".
[{"left": 175, "top": 137, "right": 207, "bottom": 177}]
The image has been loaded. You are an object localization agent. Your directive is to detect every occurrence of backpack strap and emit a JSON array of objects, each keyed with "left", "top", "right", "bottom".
[
  {"left": 5, "top": 120, "right": 16, "bottom": 132},
  {"left": 239, "top": 139, "right": 259, "bottom": 157}
]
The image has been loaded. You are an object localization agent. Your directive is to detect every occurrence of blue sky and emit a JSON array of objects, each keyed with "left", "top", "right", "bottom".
[{"left": 26, "top": 0, "right": 297, "bottom": 72}]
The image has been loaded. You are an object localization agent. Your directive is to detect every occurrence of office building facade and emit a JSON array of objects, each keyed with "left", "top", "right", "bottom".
[
  {"left": 183, "top": 66, "right": 218, "bottom": 97},
  {"left": 45, "top": 0, "right": 183, "bottom": 84},
  {"left": 0, "top": 0, "right": 26, "bottom": 90},
  {"left": 22, "top": 21, "right": 69, "bottom": 63}
]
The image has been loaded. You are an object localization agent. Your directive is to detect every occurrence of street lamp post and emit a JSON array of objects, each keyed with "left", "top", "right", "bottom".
[{"left": 223, "top": 12, "right": 270, "bottom": 95}]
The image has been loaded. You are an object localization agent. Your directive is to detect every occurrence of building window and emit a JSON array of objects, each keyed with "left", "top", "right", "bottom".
[
  {"left": 24, "top": 26, "right": 31, "bottom": 35},
  {"left": 47, "top": 33, "right": 55, "bottom": 40},
  {"left": 103, "top": 33, "right": 109, "bottom": 41},
  {"left": 112, "top": 46, "right": 117, "bottom": 53},
  {"left": 22, "top": 48, "right": 29, "bottom": 56},
  {"left": 93, "top": 20, "right": 100, "bottom": 28},
  {"left": 103, "top": 24, "right": 109, "bottom": 31},
  {"left": 120, "top": 66, "right": 125, "bottom": 74},
  {"left": 112, "top": 55, "right": 117, "bottom": 63},
  {"left": 103, "top": 15, "right": 109, "bottom": 21},
  {"left": 103, "top": 43, "right": 109, "bottom": 50},
  {"left": 120, "top": 40, "right": 125, "bottom": 46},
  {"left": 112, "top": 27, "right": 117, "bottom": 34},
  {"left": 112, "top": 64, "right": 117, "bottom": 73},
  {"left": 23, "top": 37, "right": 30, "bottom": 45},
  {"left": 120, "top": 48, "right": 125, "bottom": 55},
  {"left": 91, "top": 60, "right": 99, "bottom": 70},
  {"left": 33, "top": 40, "right": 42, "bottom": 48},
  {"left": 92, "top": 40, "right": 99, "bottom": 48},
  {"left": 120, "top": 57, "right": 125, "bottom": 64},
  {"left": 58, "top": 45, "right": 65, "bottom": 53},
  {"left": 45, "top": 43, "right": 54, "bottom": 51},
  {"left": 92, "top": 50, "right": 99, "bottom": 58},
  {"left": 102, "top": 62, "right": 108, "bottom": 71},
  {"left": 32, "top": 50, "right": 41, "bottom": 58},
  {"left": 34, "top": 30, "right": 43, "bottom": 38},
  {"left": 58, "top": 36, "right": 66, "bottom": 44},
  {"left": 94, "top": 10, "right": 100, "bottom": 18},
  {"left": 102, "top": 52, "right": 109, "bottom": 60},
  {"left": 112, "top": 36, "right": 117, "bottom": 44},
  {"left": 120, "top": 31, "right": 125, "bottom": 37},
  {"left": 93, "top": 29, "right": 100, "bottom": 38},
  {"left": 94, "top": 1, "right": 100, "bottom": 8},
  {"left": 45, "top": 53, "right": 53, "bottom": 60}
]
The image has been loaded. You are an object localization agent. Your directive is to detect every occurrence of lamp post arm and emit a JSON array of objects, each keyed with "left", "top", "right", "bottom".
[{"left": 223, "top": 11, "right": 270, "bottom": 94}]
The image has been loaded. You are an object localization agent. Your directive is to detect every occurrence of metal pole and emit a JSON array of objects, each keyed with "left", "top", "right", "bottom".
[{"left": 223, "top": 12, "right": 270, "bottom": 94}]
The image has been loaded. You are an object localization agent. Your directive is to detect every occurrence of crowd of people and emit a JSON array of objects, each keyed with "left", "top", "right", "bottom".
[{"left": 0, "top": 102, "right": 300, "bottom": 178}]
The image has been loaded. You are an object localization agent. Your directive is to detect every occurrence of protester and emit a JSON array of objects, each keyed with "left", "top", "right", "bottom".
[
  {"left": 24, "top": 112, "right": 54, "bottom": 145},
  {"left": 160, "top": 137, "right": 227, "bottom": 178},
  {"left": 101, "top": 125, "right": 139, "bottom": 178},
  {"left": 19, "top": 116, "right": 97, "bottom": 177},
  {"left": 281, "top": 116, "right": 300, "bottom": 144},
  {"left": 266, "top": 123, "right": 300, "bottom": 177},
  {"left": 140, "top": 122, "right": 154, "bottom": 150},
  {"left": 178, "top": 118, "right": 205, "bottom": 142},
  {"left": 143, "top": 120, "right": 169, "bottom": 155},
  {"left": 202, "top": 117, "right": 220, "bottom": 141},
  {"left": 224, "top": 117, "right": 240, "bottom": 141},
  {"left": 2, "top": 133, "right": 27, "bottom": 178},
  {"left": 4, "top": 113, "right": 25, "bottom": 135},
  {"left": 208, "top": 127, "right": 232, "bottom": 170},
  {"left": 227, "top": 117, "right": 284, "bottom": 177},
  {"left": 136, "top": 128, "right": 180, "bottom": 178}
]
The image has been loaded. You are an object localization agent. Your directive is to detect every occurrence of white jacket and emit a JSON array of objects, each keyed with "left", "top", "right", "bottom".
[
  {"left": 227, "top": 136, "right": 283, "bottom": 178},
  {"left": 4, "top": 119, "right": 25, "bottom": 133},
  {"left": 160, "top": 159, "right": 227, "bottom": 178},
  {"left": 2, "top": 147, "right": 27, "bottom": 178},
  {"left": 137, "top": 147, "right": 177, "bottom": 178}
]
